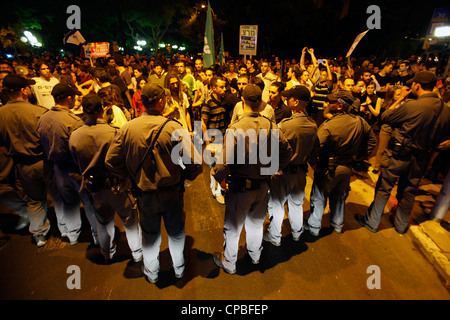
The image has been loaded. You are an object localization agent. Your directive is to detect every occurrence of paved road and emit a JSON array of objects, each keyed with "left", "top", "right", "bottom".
[{"left": 0, "top": 162, "right": 449, "bottom": 302}]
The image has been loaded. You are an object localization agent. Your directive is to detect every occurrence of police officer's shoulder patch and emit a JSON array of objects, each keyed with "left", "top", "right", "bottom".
[
  {"left": 68, "top": 112, "right": 83, "bottom": 121},
  {"left": 279, "top": 116, "right": 292, "bottom": 125},
  {"left": 35, "top": 104, "right": 49, "bottom": 113},
  {"left": 167, "top": 117, "right": 183, "bottom": 126}
]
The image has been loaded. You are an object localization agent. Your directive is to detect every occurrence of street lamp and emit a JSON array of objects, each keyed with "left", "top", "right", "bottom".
[
  {"left": 23, "top": 31, "right": 42, "bottom": 48},
  {"left": 434, "top": 26, "right": 450, "bottom": 77},
  {"left": 435, "top": 26, "right": 450, "bottom": 38}
]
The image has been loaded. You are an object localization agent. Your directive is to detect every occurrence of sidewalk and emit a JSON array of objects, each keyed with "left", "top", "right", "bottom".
[
  {"left": 409, "top": 181, "right": 450, "bottom": 288},
  {"left": 366, "top": 168, "right": 450, "bottom": 288}
]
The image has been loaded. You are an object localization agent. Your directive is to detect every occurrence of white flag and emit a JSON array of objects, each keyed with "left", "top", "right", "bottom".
[
  {"left": 346, "top": 30, "right": 369, "bottom": 58},
  {"left": 63, "top": 29, "right": 87, "bottom": 46}
]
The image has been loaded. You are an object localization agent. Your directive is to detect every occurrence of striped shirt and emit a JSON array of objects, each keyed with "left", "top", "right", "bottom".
[
  {"left": 202, "top": 95, "right": 228, "bottom": 135},
  {"left": 312, "top": 81, "right": 332, "bottom": 111}
]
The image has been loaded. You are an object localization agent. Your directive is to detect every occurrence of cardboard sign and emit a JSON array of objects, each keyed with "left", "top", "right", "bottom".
[
  {"left": 89, "top": 42, "right": 110, "bottom": 57},
  {"left": 346, "top": 30, "right": 369, "bottom": 58},
  {"left": 239, "top": 25, "right": 258, "bottom": 56}
]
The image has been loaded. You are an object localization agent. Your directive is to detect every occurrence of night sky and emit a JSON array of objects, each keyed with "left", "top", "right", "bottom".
[{"left": 1, "top": 0, "right": 449, "bottom": 60}]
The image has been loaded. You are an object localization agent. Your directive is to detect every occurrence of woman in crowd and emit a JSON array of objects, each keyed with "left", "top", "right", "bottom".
[
  {"left": 132, "top": 76, "right": 148, "bottom": 117},
  {"left": 97, "top": 86, "right": 131, "bottom": 128}
]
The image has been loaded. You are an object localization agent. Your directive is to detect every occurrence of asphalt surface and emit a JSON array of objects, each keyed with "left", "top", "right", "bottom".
[{"left": 0, "top": 160, "right": 449, "bottom": 305}]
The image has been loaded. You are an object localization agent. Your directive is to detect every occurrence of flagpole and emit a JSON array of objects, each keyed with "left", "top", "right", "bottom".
[{"left": 203, "top": 1, "right": 215, "bottom": 68}]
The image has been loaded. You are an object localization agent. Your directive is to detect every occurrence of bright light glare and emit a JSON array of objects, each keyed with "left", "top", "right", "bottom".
[
  {"left": 23, "top": 31, "right": 41, "bottom": 47},
  {"left": 435, "top": 26, "right": 450, "bottom": 37},
  {"left": 158, "top": 43, "right": 166, "bottom": 48},
  {"left": 137, "top": 40, "right": 146, "bottom": 46}
]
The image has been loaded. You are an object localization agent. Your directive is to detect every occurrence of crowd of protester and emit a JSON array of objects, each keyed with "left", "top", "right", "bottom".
[{"left": 0, "top": 46, "right": 449, "bottom": 281}]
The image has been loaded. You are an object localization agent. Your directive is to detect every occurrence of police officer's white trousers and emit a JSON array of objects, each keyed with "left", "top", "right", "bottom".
[
  {"left": 308, "top": 165, "right": 352, "bottom": 234},
  {"left": 267, "top": 169, "right": 306, "bottom": 244},
  {"left": 222, "top": 182, "right": 269, "bottom": 270},
  {"left": 54, "top": 164, "right": 99, "bottom": 244},
  {"left": 91, "top": 188, "right": 142, "bottom": 261},
  {"left": 14, "top": 160, "right": 50, "bottom": 236},
  {"left": 209, "top": 164, "right": 223, "bottom": 197},
  {"left": 43, "top": 160, "right": 65, "bottom": 236},
  {"left": 137, "top": 186, "right": 185, "bottom": 281}
]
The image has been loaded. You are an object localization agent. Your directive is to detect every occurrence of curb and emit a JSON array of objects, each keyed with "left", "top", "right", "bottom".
[{"left": 408, "top": 224, "right": 450, "bottom": 288}]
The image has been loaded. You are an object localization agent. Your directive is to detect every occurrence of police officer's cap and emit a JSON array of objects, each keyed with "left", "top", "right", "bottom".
[
  {"left": 81, "top": 94, "right": 103, "bottom": 114},
  {"left": 51, "top": 83, "right": 81, "bottom": 100},
  {"left": 327, "top": 90, "right": 354, "bottom": 106},
  {"left": 281, "top": 85, "right": 310, "bottom": 108},
  {"left": 242, "top": 84, "right": 262, "bottom": 102},
  {"left": 141, "top": 83, "right": 168, "bottom": 104},
  {"left": 406, "top": 70, "right": 437, "bottom": 86},
  {"left": 2, "top": 74, "right": 36, "bottom": 92}
]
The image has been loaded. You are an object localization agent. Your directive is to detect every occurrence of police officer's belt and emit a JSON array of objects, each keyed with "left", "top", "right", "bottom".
[
  {"left": 388, "top": 139, "right": 425, "bottom": 158},
  {"left": 228, "top": 177, "right": 267, "bottom": 192},
  {"left": 282, "top": 163, "right": 308, "bottom": 174}
]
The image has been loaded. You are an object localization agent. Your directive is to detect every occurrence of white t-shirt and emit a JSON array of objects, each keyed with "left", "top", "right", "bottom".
[
  {"left": 31, "top": 77, "right": 60, "bottom": 109},
  {"left": 230, "top": 101, "right": 275, "bottom": 125},
  {"left": 111, "top": 105, "right": 128, "bottom": 128},
  {"left": 164, "top": 93, "right": 190, "bottom": 130}
]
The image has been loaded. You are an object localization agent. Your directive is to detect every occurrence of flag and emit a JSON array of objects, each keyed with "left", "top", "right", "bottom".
[
  {"left": 218, "top": 32, "right": 225, "bottom": 66},
  {"left": 63, "top": 29, "right": 87, "bottom": 46},
  {"left": 203, "top": 1, "right": 215, "bottom": 68},
  {"left": 346, "top": 29, "right": 369, "bottom": 58}
]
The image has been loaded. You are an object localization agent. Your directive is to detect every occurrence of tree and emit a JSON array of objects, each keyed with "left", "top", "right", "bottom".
[
  {"left": 179, "top": 2, "right": 227, "bottom": 54},
  {"left": 122, "top": 0, "right": 191, "bottom": 54}
]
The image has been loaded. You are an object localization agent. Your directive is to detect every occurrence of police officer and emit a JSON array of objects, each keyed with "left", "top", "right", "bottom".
[
  {"left": 37, "top": 84, "right": 99, "bottom": 245},
  {"left": 356, "top": 71, "right": 450, "bottom": 234},
  {"left": 306, "top": 90, "right": 376, "bottom": 236},
  {"left": 0, "top": 74, "right": 50, "bottom": 246},
  {"left": 212, "top": 84, "right": 292, "bottom": 274},
  {"left": 105, "top": 83, "right": 202, "bottom": 283},
  {"left": 264, "top": 86, "right": 319, "bottom": 246},
  {"left": 69, "top": 94, "right": 142, "bottom": 263}
]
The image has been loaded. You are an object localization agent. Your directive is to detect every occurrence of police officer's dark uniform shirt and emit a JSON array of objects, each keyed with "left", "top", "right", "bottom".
[
  {"left": 279, "top": 112, "right": 318, "bottom": 165},
  {"left": 0, "top": 100, "right": 47, "bottom": 194},
  {"left": 273, "top": 102, "right": 292, "bottom": 124},
  {"left": 0, "top": 100, "right": 47, "bottom": 159},
  {"left": 212, "top": 112, "right": 292, "bottom": 182},
  {"left": 381, "top": 93, "right": 450, "bottom": 152},
  {"left": 69, "top": 118, "right": 118, "bottom": 177},
  {"left": 37, "top": 106, "right": 84, "bottom": 163},
  {"left": 317, "top": 113, "right": 376, "bottom": 164},
  {"left": 105, "top": 110, "right": 202, "bottom": 191}
]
